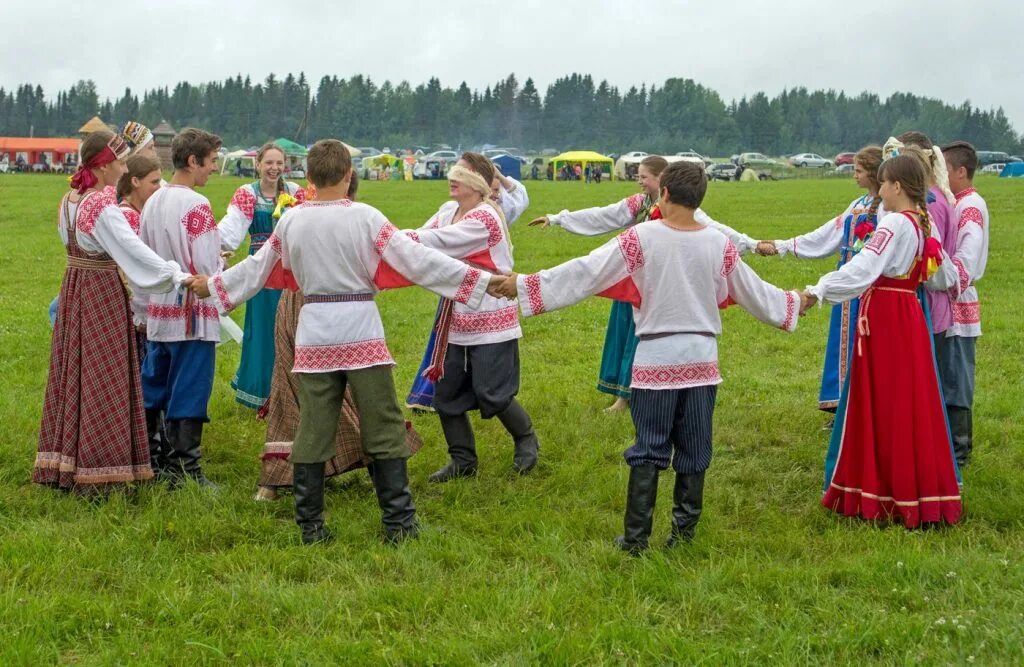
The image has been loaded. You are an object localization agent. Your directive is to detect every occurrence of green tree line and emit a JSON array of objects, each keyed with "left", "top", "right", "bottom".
[{"left": 1, "top": 73, "right": 1020, "bottom": 155}]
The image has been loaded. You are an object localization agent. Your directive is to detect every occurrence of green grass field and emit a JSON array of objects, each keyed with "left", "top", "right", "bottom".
[{"left": 1, "top": 173, "right": 1021, "bottom": 665}]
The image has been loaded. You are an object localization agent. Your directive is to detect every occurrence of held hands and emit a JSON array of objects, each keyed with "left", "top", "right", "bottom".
[
  {"left": 755, "top": 240, "right": 778, "bottom": 256},
  {"left": 189, "top": 275, "right": 211, "bottom": 298},
  {"left": 485, "top": 273, "right": 519, "bottom": 299},
  {"left": 798, "top": 290, "right": 818, "bottom": 315},
  {"left": 528, "top": 216, "right": 551, "bottom": 228}
]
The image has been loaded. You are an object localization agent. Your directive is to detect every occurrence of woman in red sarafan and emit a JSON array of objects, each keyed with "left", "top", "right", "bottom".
[{"left": 802, "top": 148, "right": 962, "bottom": 528}]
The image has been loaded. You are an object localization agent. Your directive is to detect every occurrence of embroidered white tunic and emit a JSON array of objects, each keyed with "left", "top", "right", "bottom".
[
  {"left": 218, "top": 181, "right": 304, "bottom": 252},
  {"left": 516, "top": 222, "right": 799, "bottom": 390},
  {"left": 547, "top": 192, "right": 758, "bottom": 253},
  {"left": 70, "top": 187, "right": 189, "bottom": 296},
  {"left": 807, "top": 212, "right": 955, "bottom": 304},
  {"left": 496, "top": 177, "right": 529, "bottom": 224},
  {"left": 774, "top": 195, "right": 888, "bottom": 258},
  {"left": 413, "top": 200, "right": 522, "bottom": 346},
  {"left": 943, "top": 188, "right": 989, "bottom": 338},
  {"left": 209, "top": 199, "right": 492, "bottom": 373},
  {"left": 138, "top": 185, "right": 223, "bottom": 342}
]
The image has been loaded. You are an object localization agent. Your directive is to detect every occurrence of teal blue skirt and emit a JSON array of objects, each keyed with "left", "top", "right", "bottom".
[
  {"left": 597, "top": 300, "right": 639, "bottom": 399},
  {"left": 232, "top": 286, "right": 281, "bottom": 409}
]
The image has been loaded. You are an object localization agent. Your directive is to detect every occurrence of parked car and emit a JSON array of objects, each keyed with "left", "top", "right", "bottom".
[
  {"left": 356, "top": 147, "right": 382, "bottom": 157},
  {"left": 426, "top": 150, "right": 459, "bottom": 161},
  {"left": 976, "top": 151, "right": 1015, "bottom": 167},
  {"left": 706, "top": 163, "right": 738, "bottom": 181},
  {"left": 737, "top": 152, "right": 779, "bottom": 167},
  {"left": 835, "top": 152, "right": 856, "bottom": 166},
  {"left": 836, "top": 163, "right": 855, "bottom": 175},
  {"left": 620, "top": 151, "right": 648, "bottom": 160},
  {"left": 979, "top": 163, "right": 1005, "bottom": 174},
  {"left": 674, "top": 150, "right": 705, "bottom": 164},
  {"left": 789, "top": 153, "right": 832, "bottom": 168}
]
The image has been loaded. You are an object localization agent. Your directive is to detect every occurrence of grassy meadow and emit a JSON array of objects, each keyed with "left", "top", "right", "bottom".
[{"left": 0, "top": 172, "right": 1021, "bottom": 665}]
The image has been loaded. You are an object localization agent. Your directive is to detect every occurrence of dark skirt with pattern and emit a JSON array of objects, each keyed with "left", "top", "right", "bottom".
[
  {"left": 258, "top": 290, "right": 422, "bottom": 488},
  {"left": 35, "top": 253, "right": 153, "bottom": 490}
]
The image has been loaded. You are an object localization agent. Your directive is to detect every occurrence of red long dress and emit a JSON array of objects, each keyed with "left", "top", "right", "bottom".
[{"left": 822, "top": 212, "right": 962, "bottom": 528}]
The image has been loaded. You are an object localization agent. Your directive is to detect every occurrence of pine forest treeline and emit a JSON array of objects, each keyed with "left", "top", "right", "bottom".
[{"left": 1, "top": 73, "right": 1020, "bottom": 155}]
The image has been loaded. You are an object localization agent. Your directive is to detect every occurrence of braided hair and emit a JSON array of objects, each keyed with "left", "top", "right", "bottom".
[{"left": 879, "top": 150, "right": 931, "bottom": 238}]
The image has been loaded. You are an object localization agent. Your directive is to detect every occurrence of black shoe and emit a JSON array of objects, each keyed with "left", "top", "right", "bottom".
[
  {"left": 294, "top": 462, "right": 334, "bottom": 545},
  {"left": 166, "top": 419, "right": 219, "bottom": 490},
  {"left": 431, "top": 413, "right": 478, "bottom": 483},
  {"left": 496, "top": 399, "right": 539, "bottom": 475},
  {"left": 614, "top": 464, "right": 659, "bottom": 555},
  {"left": 666, "top": 471, "right": 706, "bottom": 547},
  {"left": 371, "top": 458, "right": 419, "bottom": 544},
  {"left": 145, "top": 408, "right": 170, "bottom": 480}
]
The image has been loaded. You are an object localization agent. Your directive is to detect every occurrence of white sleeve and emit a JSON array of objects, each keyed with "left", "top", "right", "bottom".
[
  {"left": 722, "top": 247, "right": 799, "bottom": 331},
  {"left": 218, "top": 187, "right": 256, "bottom": 251},
  {"left": 87, "top": 207, "right": 189, "bottom": 294},
  {"left": 695, "top": 208, "right": 757, "bottom": 254},
  {"left": 516, "top": 233, "right": 631, "bottom": 316},
  {"left": 947, "top": 206, "right": 986, "bottom": 299},
  {"left": 500, "top": 177, "right": 529, "bottom": 224},
  {"left": 208, "top": 232, "right": 281, "bottom": 313},
  {"left": 411, "top": 215, "right": 494, "bottom": 259},
  {"left": 807, "top": 213, "right": 917, "bottom": 305},
  {"left": 926, "top": 250, "right": 958, "bottom": 292},
  {"left": 775, "top": 216, "right": 846, "bottom": 259},
  {"left": 548, "top": 198, "right": 632, "bottom": 236},
  {"left": 378, "top": 221, "right": 492, "bottom": 309}
]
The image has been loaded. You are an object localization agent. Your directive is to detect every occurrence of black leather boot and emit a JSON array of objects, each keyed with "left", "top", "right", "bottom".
[
  {"left": 496, "top": 399, "right": 539, "bottom": 474},
  {"left": 167, "top": 419, "right": 218, "bottom": 490},
  {"left": 145, "top": 409, "right": 170, "bottom": 480},
  {"left": 429, "top": 413, "right": 478, "bottom": 482},
  {"left": 948, "top": 406, "right": 973, "bottom": 467},
  {"left": 666, "top": 471, "right": 706, "bottom": 547},
  {"left": 613, "top": 464, "right": 659, "bottom": 555},
  {"left": 294, "top": 462, "right": 333, "bottom": 545},
  {"left": 371, "top": 458, "right": 419, "bottom": 543}
]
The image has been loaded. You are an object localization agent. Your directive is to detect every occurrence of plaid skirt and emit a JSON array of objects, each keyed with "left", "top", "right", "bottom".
[
  {"left": 35, "top": 255, "right": 153, "bottom": 489},
  {"left": 258, "top": 290, "right": 422, "bottom": 488}
]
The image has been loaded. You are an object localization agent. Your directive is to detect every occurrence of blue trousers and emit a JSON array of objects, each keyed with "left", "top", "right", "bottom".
[
  {"left": 141, "top": 340, "right": 216, "bottom": 421},
  {"left": 625, "top": 385, "right": 717, "bottom": 473}
]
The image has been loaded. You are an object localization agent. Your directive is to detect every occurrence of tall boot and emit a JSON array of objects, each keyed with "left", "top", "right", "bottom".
[
  {"left": 429, "top": 413, "right": 478, "bottom": 482},
  {"left": 666, "top": 471, "right": 706, "bottom": 547},
  {"left": 371, "top": 458, "right": 419, "bottom": 543},
  {"left": 613, "top": 464, "right": 659, "bottom": 555},
  {"left": 167, "top": 419, "right": 218, "bottom": 490},
  {"left": 145, "top": 409, "right": 170, "bottom": 480},
  {"left": 293, "top": 462, "right": 333, "bottom": 545},
  {"left": 496, "top": 399, "right": 539, "bottom": 474},
  {"left": 948, "top": 406, "right": 973, "bottom": 467}
]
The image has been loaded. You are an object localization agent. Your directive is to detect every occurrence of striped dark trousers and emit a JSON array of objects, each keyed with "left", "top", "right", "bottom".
[{"left": 625, "top": 385, "right": 717, "bottom": 473}]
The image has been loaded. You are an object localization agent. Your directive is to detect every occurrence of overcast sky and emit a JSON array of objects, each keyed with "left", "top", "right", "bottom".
[{"left": 4, "top": 0, "right": 1022, "bottom": 135}]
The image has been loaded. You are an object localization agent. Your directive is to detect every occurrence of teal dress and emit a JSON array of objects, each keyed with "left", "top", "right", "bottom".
[{"left": 232, "top": 184, "right": 283, "bottom": 409}]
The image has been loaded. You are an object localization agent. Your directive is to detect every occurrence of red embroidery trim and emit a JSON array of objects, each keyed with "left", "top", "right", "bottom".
[
  {"left": 524, "top": 274, "right": 544, "bottom": 314},
  {"left": 863, "top": 227, "right": 893, "bottom": 256},
  {"left": 451, "top": 306, "right": 519, "bottom": 334},
  {"left": 625, "top": 193, "right": 645, "bottom": 218},
  {"left": 212, "top": 274, "right": 233, "bottom": 311},
  {"left": 76, "top": 188, "right": 118, "bottom": 235},
  {"left": 721, "top": 240, "right": 739, "bottom": 277},
  {"left": 183, "top": 204, "right": 217, "bottom": 240},
  {"left": 780, "top": 291, "right": 797, "bottom": 331},
  {"left": 954, "top": 187, "right": 977, "bottom": 204},
  {"left": 462, "top": 208, "right": 503, "bottom": 247},
  {"left": 958, "top": 206, "right": 984, "bottom": 232},
  {"left": 952, "top": 301, "right": 980, "bottom": 325},
  {"left": 454, "top": 268, "right": 481, "bottom": 303},
  {"left": 147, "top": 303, "right": 219, "bottom": 320},
  {"left": 269, "top": 233, "right": 282, "bottom": 255},
  {"left": 953, "top": 258, "right": 970, "bottom": 295},
  {"left": 631, "top": 362, "right": 721, "bottom": 387},
  {"left": 617, "top": 227, "right": 645, "bottom": 273},
  {"left": 230, "top": 187, "right": 257, "bottom": 220},
  {"left": 293, "top": 339, "right": 393, "bottom": 370},
  {"left": 119, "top": 205, "right": 141, "bottom": 235},
  {"left": 374, "top": 222, "right": 397, "bottom": 256}
]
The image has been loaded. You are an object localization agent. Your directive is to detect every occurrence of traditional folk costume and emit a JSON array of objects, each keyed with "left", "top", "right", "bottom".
[
  {"left": 812, "top": 211, "right": 962, "bottom": 528},
  {"left": 935, "top": 187, "right": 989, "bottom": 466},
  {"left": 405, "top": 167, "right": 538, "bottom": 480},
  {"left": 36, "top": 137, "right": 189, "bottom": 491},
  {"left": 137, "top": 185, "right": 223, "bottom": 486},
  {"left": 218, "top": 181, "right": 305, "bottom": 408},
  {"left": 515, "top": 221, "right": 798, "bottom": 550},
  {"left": 546, "top": 193, "right": 758, "bottom": 401},
  {"left": 256, "top": 288, "right": 423, "bottom": 491},
  {"left": 207, "top": 197, "right": 492, "bottom": 543},
  {"left": 405, "top": 176, "right": 529, "bottom": 412},
  {"left": 774, "top": 195, "right": 887, "bottom": 411},
  {"left": 118, "top": 201, "right": 150, "bottom": 361}
]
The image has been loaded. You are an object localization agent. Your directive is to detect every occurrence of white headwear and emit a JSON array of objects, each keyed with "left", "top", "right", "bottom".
[
  {"left": 448, "top": 164, "right": 512, "bottom": 249},
  {"left": 882, "top": 136, "right": 955, "bottom": 205}
]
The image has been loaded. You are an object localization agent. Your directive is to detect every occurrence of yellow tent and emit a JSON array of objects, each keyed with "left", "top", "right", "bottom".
[{"left": 550, "top": 150, "right": 614, "bottom": 180}]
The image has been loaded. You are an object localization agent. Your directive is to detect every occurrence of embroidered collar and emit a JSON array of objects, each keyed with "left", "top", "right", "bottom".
[{"left": 954, "top": 187, "right": 977, "bottom": 203}]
